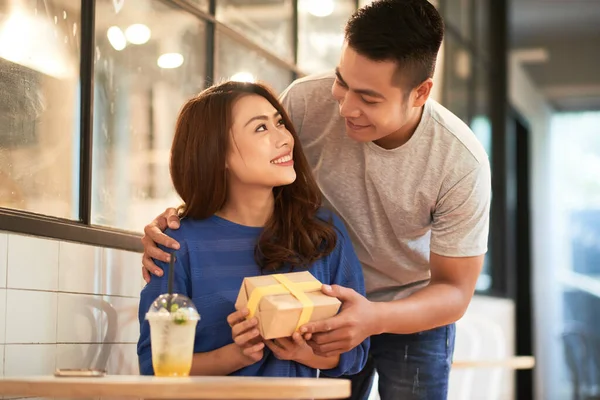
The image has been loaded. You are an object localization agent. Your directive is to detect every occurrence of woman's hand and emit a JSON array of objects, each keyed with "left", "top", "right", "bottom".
[
  {"left": 227, "top": 309, "right": 264, "bottom": 366},
  {"left": 264, "top": 332, "right": 314, "bottom": 363}
]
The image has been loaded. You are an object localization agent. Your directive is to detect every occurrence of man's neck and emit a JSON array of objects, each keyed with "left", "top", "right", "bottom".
[
  {"left": 374, "top": 105, "right": 425, "bottom": 150},
  {"left": 217, "top": 185, "right": 274, "bottom": 227}
]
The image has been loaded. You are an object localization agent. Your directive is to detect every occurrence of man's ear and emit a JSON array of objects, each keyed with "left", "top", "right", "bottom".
[{"left": 412, "top": 78, "right": 433, "bottom": 108}]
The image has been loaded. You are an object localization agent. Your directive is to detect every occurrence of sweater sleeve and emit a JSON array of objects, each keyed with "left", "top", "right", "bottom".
[
  {"left": 319, "top": 213, "right": 370, "bottom": 377},
  {"left": 137, "top": 242, "right": 191, "bottom": 375}
]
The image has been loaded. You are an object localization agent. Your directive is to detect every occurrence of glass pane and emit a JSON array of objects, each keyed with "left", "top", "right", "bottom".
[
  {"left": 445, "top": 0, "right": 472, "bottom": 40},
  {"left": 471, "top": 62, "right": 491, "bottom": 154},
  {"left": 297, "top": 0, "right": 355, "bottom": 74},
  {"left": 216, "top": 0, "right": 293, "bottom": 62},
  {"left": 0, "top": 0, "right": 80, "bottom": 218},
  {"left": 442, "top": 35, "right": 472, "bottom": 123},
  {"left": 215, "top": 31, "right": 293, "bottom": 95},
  {"left": 471, "top": 61, "right": 491, "bottom": 292},
  {"left": 475, "top": 0, "right": 489, "bottom": 58},
  {"left": 93, "top": 0, "right": 206, "bottom": 232},
  {"left": 189, "top": 0, "right": 209, "bottom": 12},
  {"left": 548, "top": 112, "right": 600, "bottom": 398}
]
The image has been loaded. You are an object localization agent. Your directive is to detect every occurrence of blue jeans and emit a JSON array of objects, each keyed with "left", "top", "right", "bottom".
[{"left": 329, "top": 324, "right": 456, "bottom": 400}]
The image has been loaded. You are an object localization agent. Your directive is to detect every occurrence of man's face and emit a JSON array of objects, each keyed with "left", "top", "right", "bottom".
[{"left": 331, "top": 43, "right": 413, "bottom": 143}]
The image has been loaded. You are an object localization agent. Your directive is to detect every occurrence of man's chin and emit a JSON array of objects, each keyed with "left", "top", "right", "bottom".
[{"left": 345, "top": 127, "right": 379, "bottom": 143}]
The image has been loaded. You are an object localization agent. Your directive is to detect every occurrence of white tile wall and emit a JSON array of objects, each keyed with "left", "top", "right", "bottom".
[
  {"left": 103, "top": 296, "right": 139, "bottom": 343},
  {"left": 7, "top": 235, "right": 59, "bottom": 291},
  {"left": 0, "top": 288, "right": 5, "bottom": 344},
  {"left": 102, "top": 249, "right": 144, "bottom": 298},
  {"left": 5, "top": 345, "right": 56, "bottom": 375},
  {"left": 58, "top": 242, "right": 102, "bottom": 294},
  {"left": 57, "top": 293, "right": 104, "bottom": 343},
  {"left": 0, "top": 231, "right": 143, "bottom": 382},
  {"left": 106, "top": 344, "right": 139, "bottom": 375},
  {"left": 56, "top": 343, "right": 104, "bottom": 370},
  {"left": 6, "top": 290, "right": 57, "bottom": 344},
  {"left": 0, "top": 232, "right": 7, "bottom": 288}
]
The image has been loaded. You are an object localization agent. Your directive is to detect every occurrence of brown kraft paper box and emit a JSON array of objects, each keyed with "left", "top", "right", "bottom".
[{"left": 235, "top": 271, "right": 341, "bottom": 340}]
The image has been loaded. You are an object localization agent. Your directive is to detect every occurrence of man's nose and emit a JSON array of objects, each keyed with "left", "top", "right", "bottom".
[{"left": 339, "top": 96, "right": 361, "bottom": 119}]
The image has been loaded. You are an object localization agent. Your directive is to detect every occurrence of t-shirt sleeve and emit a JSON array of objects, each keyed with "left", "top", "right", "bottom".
[
  {"left": 137, "top": 243, "right": 191, "bottom": 375},
  {"left": 319, "top": 213, "right": 370, "bottom": 377},
  {"left": 430, "top": 161, "right": 491, "bottom": 257}
]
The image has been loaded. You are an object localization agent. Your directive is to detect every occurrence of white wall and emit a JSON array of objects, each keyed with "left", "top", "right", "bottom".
[
  {"left": 0, "top": 231, "right": 144, "bottom": 395},
  {"left": 367, "top": 296, "right": 515, "bottom": 400},
  {"left": 509, "top": 54, "right": 558, "bottom": 400},
  {"left": 449, "top": 296, "right": 516, "bottom": 400}
]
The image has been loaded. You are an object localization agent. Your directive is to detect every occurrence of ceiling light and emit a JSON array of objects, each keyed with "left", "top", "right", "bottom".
[
  {"left": 231, "top": 71, "right": 255, "bottom": 83},
  {"left": 157, "top": 53, "right": 184, "bottom": 69},
  {"left": 107, "top": 26, "right": 126, "bottom": 51},
  {"left": 0, "top": 10, "right": 74, "bottom": 78},
  {"left": 305, "top": 0, "right": 334, "bottom": 17},
  {"left": 125, "top": 24, "right": 151, "bottom": 45}
]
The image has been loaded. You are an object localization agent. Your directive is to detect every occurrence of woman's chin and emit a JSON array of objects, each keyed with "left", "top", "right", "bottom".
[{"left": 272, "top": 172, "right": 297, "bottom": 187}]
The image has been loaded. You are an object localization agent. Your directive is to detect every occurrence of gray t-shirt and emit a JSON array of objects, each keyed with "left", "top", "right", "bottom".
[{"left": 280, "top": 72, "right": 491, "bottom": 302}]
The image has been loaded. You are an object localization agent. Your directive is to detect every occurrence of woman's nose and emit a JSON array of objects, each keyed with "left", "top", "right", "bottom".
[{"left": 275, "top": 127, "right": 292, "bottom": 148}]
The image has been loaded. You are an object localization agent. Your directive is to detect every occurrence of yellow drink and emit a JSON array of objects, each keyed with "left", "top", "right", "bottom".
[{"left": 146, "top": 294, "right": 200, "bottom": 377}]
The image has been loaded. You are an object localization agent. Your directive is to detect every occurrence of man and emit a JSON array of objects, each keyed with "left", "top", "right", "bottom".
[{"left": 141, "top": 1, "right": 490, "bottom": 399}]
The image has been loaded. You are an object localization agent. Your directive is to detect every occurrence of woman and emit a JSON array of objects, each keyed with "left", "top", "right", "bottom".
[{"left": 137, "top": 81, "right": 368, "bottom": 377}]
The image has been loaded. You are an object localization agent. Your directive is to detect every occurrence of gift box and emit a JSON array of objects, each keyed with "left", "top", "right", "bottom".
[{"left": 235, "top": 271, "right": 341, "bottom": 340}]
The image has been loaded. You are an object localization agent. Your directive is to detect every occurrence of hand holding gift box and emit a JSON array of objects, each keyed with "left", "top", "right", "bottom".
[{"left": 235, "top": 271, "right": 341, "bottom": 340}]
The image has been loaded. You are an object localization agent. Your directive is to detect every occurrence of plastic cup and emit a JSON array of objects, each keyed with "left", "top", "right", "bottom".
[{"left": 146, "top": 293, "right": 200, "bottom": 377}]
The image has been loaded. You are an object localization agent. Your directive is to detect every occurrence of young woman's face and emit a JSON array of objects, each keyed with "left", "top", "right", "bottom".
[{"left": 226, "top": 94, "right": 296, "bottom": 189}]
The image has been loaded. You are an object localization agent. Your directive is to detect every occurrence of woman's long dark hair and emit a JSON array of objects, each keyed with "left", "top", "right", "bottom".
[{"left": 170, "top": 81, "right": 337, "bottom": 271}]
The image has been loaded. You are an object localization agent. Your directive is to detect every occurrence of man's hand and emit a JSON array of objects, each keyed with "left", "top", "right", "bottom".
[
  {"left": 141, "top": 207, "right": 181, "bottom": 283},
  {"left": 227, "top": 309, "right": 265, "bottom": 365},
  {"left": 300, "top": 285, "right": 381, "bottom": 357},
  {"left": 264, "top": 332, "right": 314, "bottom": 362}
]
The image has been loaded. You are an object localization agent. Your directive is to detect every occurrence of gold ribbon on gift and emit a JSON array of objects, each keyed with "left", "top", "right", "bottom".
[{"left": 246, "top": 274, "right": 322, "bottom": 330}]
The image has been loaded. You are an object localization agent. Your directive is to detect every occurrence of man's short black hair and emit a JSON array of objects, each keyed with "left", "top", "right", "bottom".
[{"left": 345, "top": 0, "right": 444, "bottom": 89}]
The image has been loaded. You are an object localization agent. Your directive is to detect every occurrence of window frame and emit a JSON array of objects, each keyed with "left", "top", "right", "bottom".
[{"left": 0, "top": 0, "right": 304, "bottom": 251}]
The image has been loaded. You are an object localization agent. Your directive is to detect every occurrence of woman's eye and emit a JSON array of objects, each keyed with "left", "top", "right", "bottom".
[
  {"left": 277, "top": 119, "right": 285, "bottom": 126},
  {"left": 255, "top": 124, "right": 267, "bottom": 132}
]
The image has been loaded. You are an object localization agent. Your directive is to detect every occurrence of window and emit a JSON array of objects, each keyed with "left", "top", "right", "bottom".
[
  {"left": 474, "top": 0, "right": 490, "bottom": 58},
  {"left": 297, "top": 0, "right": 355, "bottom": 74},
  {"left": 215, "top": 30, "right": 293, "bottom": 95},
  {"left": 0, "top": 0, "right": 81, "bottom": 219},
  {"left": 92, "top": 0, "right": 207, "bottom": 232},
  {"left": 548, "top": 112, "right": 600, "bottom": 398},
  {"left": 216, "top": 0, "right": 294, "bottom": 62},
  {"left": 442, "top": 34, "right": 472, "bottom": 123},
  {"left": 444, "top": 0, "right": 472, "bottom": 40}
]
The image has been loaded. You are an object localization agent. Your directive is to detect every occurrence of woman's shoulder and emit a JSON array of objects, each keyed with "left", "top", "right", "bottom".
[
  {"left": 159, "top": 216, "right": 227, "bottom": 254},
  {"left": 164, "top": 216, "right": 217, "bottom": 239},
  {"left": 315, "top": 208, "right": 349, "bottom": 237}
]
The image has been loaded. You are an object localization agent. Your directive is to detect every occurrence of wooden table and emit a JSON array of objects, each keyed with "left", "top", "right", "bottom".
[
  {"left": 452, "top": 355, "right": 535, "bottom": 370},
  {"left": 0, "top": 375, "right": 351, "bottom": 399}
]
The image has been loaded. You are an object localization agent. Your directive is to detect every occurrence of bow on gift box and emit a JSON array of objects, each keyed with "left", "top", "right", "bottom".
[{"left": 247, "top": 274, "right": 322, "bottom": 330}]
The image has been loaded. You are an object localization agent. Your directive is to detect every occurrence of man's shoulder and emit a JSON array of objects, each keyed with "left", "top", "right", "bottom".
[
  {"left": 426, "top": 99, "right": 489, "bottom": 166},
  {"left": 283, "top": 71, "right": 336, "bottom": 100}
]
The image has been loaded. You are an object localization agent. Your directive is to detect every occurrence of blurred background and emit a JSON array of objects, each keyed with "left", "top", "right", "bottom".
[{"left": 0, "top": 0, "right": 599, "bottom": 399}]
